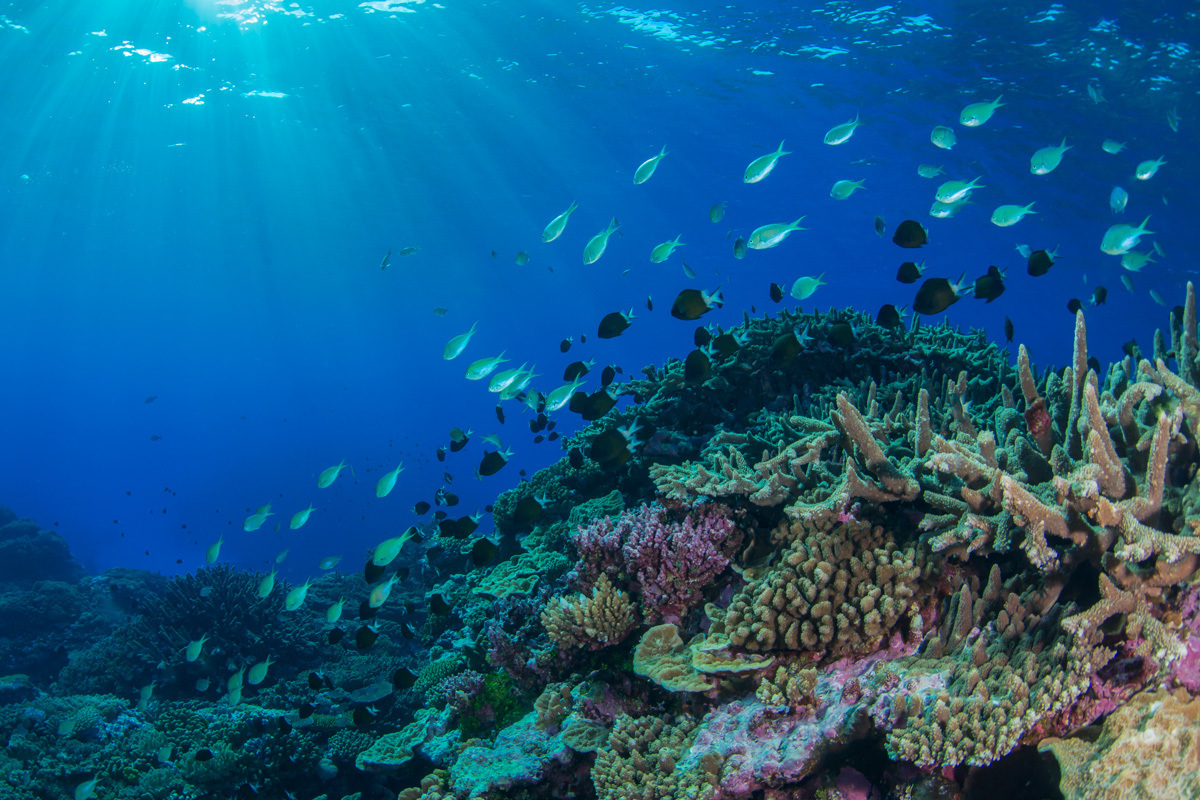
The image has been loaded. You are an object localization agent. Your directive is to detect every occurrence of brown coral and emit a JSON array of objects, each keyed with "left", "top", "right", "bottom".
[{"left": 541, "top": 575, "right": 638, "bottom": 651}]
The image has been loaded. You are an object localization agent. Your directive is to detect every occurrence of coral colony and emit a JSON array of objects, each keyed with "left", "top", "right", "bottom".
[{"left": 3, "top": 289, "right": 1200, "bottom": 799}]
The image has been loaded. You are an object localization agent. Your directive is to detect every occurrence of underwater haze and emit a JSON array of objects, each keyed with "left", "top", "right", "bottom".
[
  {"left": 2, "top": 2, "right": 1200, "bottom": 799},
  {"left": 0, "top": 0, "right": 1191, "bottom": 577}
]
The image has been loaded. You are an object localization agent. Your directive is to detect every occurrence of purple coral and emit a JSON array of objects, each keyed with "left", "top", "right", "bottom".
[{"left": 571, "top": 502, "right": 741, "bottom": 624}]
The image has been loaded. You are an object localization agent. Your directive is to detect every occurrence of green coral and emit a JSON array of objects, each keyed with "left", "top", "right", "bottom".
[{"left": 459, "top": 672, "right": 525, "bottom": 739}]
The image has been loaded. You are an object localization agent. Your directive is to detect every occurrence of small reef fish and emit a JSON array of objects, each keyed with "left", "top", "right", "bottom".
[
  {"left": 317, "top": 459, "right": 349, "bottom": 489},
  {"left": 917, "top": 164, "right": 944, "bottom": 178},
  {"left": 597, "top": 309, "right": 635, "bottom": 339},
  {"left": 682, "top": 259, "right": 696, "bottom": 278},
  {"left": 514, "top": 251, "right": 530, "bottom": 265},
  {"left": 709, "top": 202, "right": 725, "bottom": 222},
  {"left": 1030, "top": 139, "right": 1071, "bottom": 175},
  {"left": 256, "top": 570, "right": 276, "bottom": 598},
  {"left": 1101, "top": 139, "right": 1125, "bottom": 154},
  {"left": 1004, "top": 317, "right": 1014, "bottom": 343},
  {"left": 930, "top": 126, "right": 956, "bottom": 149},
  {"left": 1167, "top": 107, "right": 1181, "bottom": 132},
  {"left": 275, "top": 549, "right": 289, "bottom": 564},
  {"left": 478, "top": 448, "right": 512, "bottom": 477},
  {"left": 442, "top": 322, "right": 478, "bottom": 360},
  {"left": 823, "top": 113, "right": 861, "bottom": 145},
  {"left": 138, "top": 681, "right": 155, "bottom": 711},
  {"left": 542, "top": 201, "right": 578, "bottom": 243},
  {"left": 376, "top": 464, "right": 404, "bottom": 498},
  {"left": 369, "top": 575, "right": 400, "bottom": 608},
  {"left": 936, "top": 177, "right": 984, "bottom": 204},
  {"left": 1120, "top": 250, "right": 1155, "bottom": 272},
  {"left": 379, "top": 249, "right": 390, "bottom": 270},
  {"left": 1015, "top": 244, "right": 1033, "bottom": 259},
  {"left": 396, "top": 246, "right": 419, "bottom": 256},
  {"left": 790, "top": 274, "right": 826, "bottom": 300},
  {"left": 284, "top": 579, "right": 313, "bottom": 611},
  {"left": 744, "top": 141, "right": 790, "bottom": 183},
  {"left": 1100, "top": 217, "right": 1153, "bottom": 255},
  {"left": 874, "top": 216, "right": 886, "bottom": 236},
  {"left": 289, "top": 504, "right": 315, "bottom": 530},
  {"left": 76, "top": 778, "right": 100, "bottom": 800},
  {"left": 959, "top": 96, "right": 1004, "bottom": 126},
  {"left": 748, "top": 217, "right": 806, "bottom": 250},
  {"left": 1135, "top": 157, "right": 1167, "bottom": 180},
  {"left": 633, "top": 146, "right": 667, "bottom": 184},
  {"left": 1110, "top": 186, "right": 1129, "bottom": 214},
  {"left": 733, "top": 237, "right": 748, "bottom": 259},
  {"left": 372, "top": 528, "right": 419, "bottom": 566},
  {"left": 1121, "top": 275, "right": 1135, "bottom": 293},
  {"left": 327, "top": 598, "right": 346, "bottom": 623},
  {"left": 583, "top": 218, "right": 620, "bottom": 264},
  {"left": 465, "top": 352, "right": 508, "bottom": 381},
  {"left": 650, "top": 235, "right": 684, "bottom": 263},
  {"left": 990, "top": 202, "right": 1036, "bottom": 227},
  {"left": 185, "top": 635, "right": 208, "bottom": 663},
  {"left": 318, "top": 555, "right": 342, "bottom": 570},
  {"left": 546, "top": 377, "right": 586, "bottom": 413},
  {"left": 247, "top": 656, "right": 274, "bottom": 685},
  {"left": 930, "top": 198, "right": 971, "bottom": 219},
  {"left": 670, "top": 288, "right": 723, "bottom": 321},
  {"left": 896, "top": 261, "right": 925, "bottom": 283},
  {"left": 913, "top": 273, "right": 971, "bottom": 315},
  {"left": 973, "top": 265, "right": 1006, "bottom": 302},
  {"left": 1027, "top": 247, "right": 1059, "bottom": 277},
  {"left": 892, "top": 220, "right": 928, "bottom": 248},
  {"left": 243, "top": 505, "right": 273, "bottom": 532},
  {"left": 488, "top": 363, "right": 528, "bottom": 394},
  {"left": 205, "top": 537, "right": 223, "bottom": 564},
  {"left": 1150, "top": 289, "right": 1166, "bottom": 306},
  {"left": 1086, "top": 84, "right": 1105, "bottom": 104},
  {"left": 830, "top": 179, "right": 865, "bottom": 200}
]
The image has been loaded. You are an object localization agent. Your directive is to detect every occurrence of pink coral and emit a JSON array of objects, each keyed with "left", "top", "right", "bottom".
[{"left": 571, "top": 502, "right": 741, "bottom": 624}]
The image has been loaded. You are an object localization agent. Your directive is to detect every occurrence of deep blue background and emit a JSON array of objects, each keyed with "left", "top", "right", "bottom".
[{"left": 0, "top": 0, "right": 1193, "bottom": 581}]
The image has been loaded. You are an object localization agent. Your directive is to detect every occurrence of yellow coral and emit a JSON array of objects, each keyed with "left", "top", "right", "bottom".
[{"left": 541, "top": 575, "right": 637, "bottom": 651}]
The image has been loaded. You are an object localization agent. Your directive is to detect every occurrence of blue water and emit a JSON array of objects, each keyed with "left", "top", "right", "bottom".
[{"left": 0, "top": 0, "right": 1192, "bottom": 580}]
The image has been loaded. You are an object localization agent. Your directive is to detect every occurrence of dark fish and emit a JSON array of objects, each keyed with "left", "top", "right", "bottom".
[
  {"left": 896, "top": 261, "right": 924, "bottom": 284},
  {"left": 973, "top": 265, "right": 1006, "bottom": 302},
  {"left": 471, "top": 538, "right": 499, "bottom": 568},
  {"left": 495, "top": 405, "right": 505, "bottom": 424},
  {"left": 1067, "top": 298, "right": 1084, "bottom": 315},
  {"left": 563, "top": 360, "right": 592, "bottom": 381},
  {"left": 684, "top": 349, "right": 711, "bottom": 384},
  {"left": 710, "top": 202, "right": 726, "bottom": 223},
  {"left": 771, "top": 331, "right": 801, "bottom": 363},
  {"left": 913, "top": 274, "right": 969, "bottom": 315},
  {"left": 355, "top": 624, "right": 380, "bottom": 649},
  {"left": 451, "top": 514, "right": 480, "bottom": 537},
  {"left": 547, "top": 419, "right": 558, "bottom": 430},
  {"left": 194, "top": 749, "right": 214, "bottom": 762},
  {"left": 559, "top": 337, "right": 572, "bottom": 353},
  {"left": 298, "top": 702, "right": 316, "bottom": 719},
  {"left": 769, "top": 282, "right": 784, "bottom": 302},
  {"left": 597, "top": 310, "right": 634, "bottom": 339},
  {"left": 892, "top": 220, "right": 928, "bottom": 248},
  {"left": 1090, "top": 286, "right": 1108, "bottom": 306},
  {"left": 1122, "top": 339, "right": 1139, "bottom": 358},
  {"left": 393, "top": 668, "right": 417, "bottom": 690},
  {"left": 149, "top": 435, "right": 162, "bottom": 441},
  {"left": 397, "top": 246, "right": 419, "bottom": 256},
  {"left": 449, "top": 428, "right": 470, "bottom": 452},
  {"left": 876, "top": 304, "right": 902, "bottom": 328},
  {"left": 712, "top": 333, "right": 739, "bottom": 358},
  {"left": 512, "top": 495, "right": 543, "bottom": 528},
  {"left": 435, "top": 487, "right": 459, "bottom": 506},
  {"left": 399, "top": 621, "right": 416, "bottom": 639},
  {"left": 328, "top": 628, "right": 345, "bottom": 645},
  {"left": 568, "top": 448, "right": 585, "bottom": 468},
  {"left": 534, "top": 433, "right": 544, "bottom": 442},
  {"left": 874, "top": 215, "right": 886, "bottom": 236},
  {"left": 1027, "top": 249, "right": 1056, "bottom": 277},
  {"left": 414, "top": 501, "right": 431, "bottom": 515},
  {"left": 828, "top": 321, "right": 856, "bottom": 347},
  {"left": 694, "top": 326, "right": 712, "bottom": 347},
  {"left": 430, "top": 594, "right": 452, "bottom": 615},
  {"left": 364, "top": 559, "right": 385, "bottom": 584},
  {"left": 580, "top": 334, "right": 587, "bottom": 343},
  {"left": 144, "top": 395, "right": 157, "bottom": 404},
  {"left": 671, "top": 288, "right": 723, "bottom": 321},
  {"left": 646, "top": 295, "right": 653, "bottom": 311},
  {"left": 478, "top": 450, "right": 509, "bottom": 476},
  {"left": 353, "top": 706, "right": 377, "bottom": 726},
  {"left": 307, "top": 672, "right": 325, "bottom": 690},
  {"left": 569, "top": 389, "right": 617, "bottom": 421},
  {"left": 733, "top": 237, "right": 748, "bottom": 259},
  {"left": 436, "top": 446, "right": 446, "bottom": 462},
  {"left": 600, "top": 365, "right": 616, "bottom": 387},
  {"left": 1004, "top": 316, "right": 1014, "bottom": 343},
  {"left": 359, "top": 601, "right": 378, "bottom": 620},
  {"left": 514, "top": 251, "right": 530, "bottom": 266},
  {"left": 434, "top": 510, "right": 448, "bottom": 521},
  {"left": 529, "top": 415, "right": 547, "bottom": 433},
  {"left": 547, "top": 431, "right": 559, "bottom": 441},
  {"left": 590, "top": 427, "right": 633, "bottom": 467}
]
